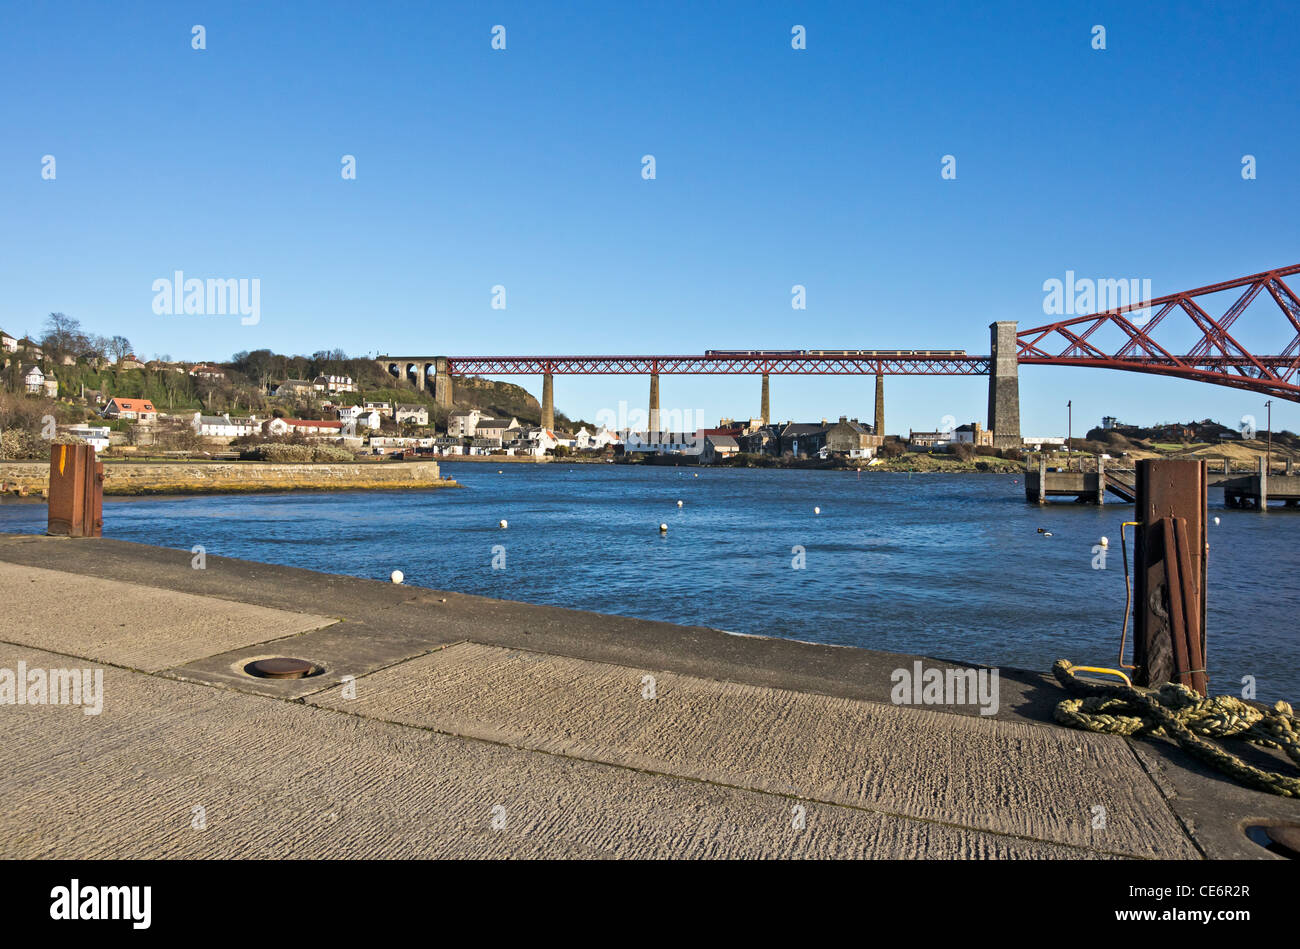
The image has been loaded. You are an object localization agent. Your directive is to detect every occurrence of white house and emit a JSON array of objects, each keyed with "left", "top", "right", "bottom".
[
  {"left": 448, "top": 409, "right": 482, "bottom": 437},
  {"left": 22, "top": 364, "right": 44, "bottom": 394},
  {"left": 262, "top": 418, "right": 346, "bottom": 439},
  {"left": 192, "top": 412, "right": 261, "bottom": 439},
  {"left": 314, "top": 374, "right": 357, "bottom": 393},
  {"left": 395, "top": 403, "right": 429, "bottom": 426},
  {"left": 0, "top": 331, "right": 17, "bottom": 354},
  {"left": 574, "top": 427, "right": 620, "bottom": 450},
  {"left": 62, "top": 424, "right": 111, "bottom": 453}
]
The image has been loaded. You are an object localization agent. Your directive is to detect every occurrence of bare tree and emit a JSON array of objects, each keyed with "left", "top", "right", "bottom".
[
  {"left": 107, "top": 336, "right": 133, "bottom": 363},
  {"left": 41, "top": 312, "right": 88, "bottom": 359}
]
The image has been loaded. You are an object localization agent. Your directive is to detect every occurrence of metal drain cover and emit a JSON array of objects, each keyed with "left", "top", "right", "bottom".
[
  {"left": 1265, "top": 824, "right": 1300, "bottom": 857},
  {"left": 246, "top": 657, "right": 314, "bottom": 679},
  {"left": 1245, "top": 822, "right": 1300, "bottom": 859}
]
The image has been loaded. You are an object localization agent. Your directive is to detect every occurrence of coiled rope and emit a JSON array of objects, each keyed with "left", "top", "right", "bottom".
[{"left": 1052, "top": 659, "right": 1300, "bottom": 797}]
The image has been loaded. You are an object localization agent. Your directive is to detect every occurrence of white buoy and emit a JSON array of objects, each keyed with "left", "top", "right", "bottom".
[
  {"left": 390, "top": 570, "right": 404, "bottom": 584},
  {"left": 1043, "top": 531, "right": 1053, "bottom": 537},
  {"left": 498, "top": 470, "right": 503, "bottom": 474},
  {"left": 659, "top": 523, "right": 668, "bottom": 533},
  {"left": 693, "top": 473, "right": 698, "bottom": 478},
  {"left": 1214, "top": 516, "right": 1221, "bottom": 525},
  {"left": 1099, "top": 536, "right": 1109, "bottom": 548},
  {"left": 676, "top": 500, "right": 683, "bottom": 508},
  {"left": 499, "top": 519, "right": 508, "bottom": 529},
  {"left": 814, "top": 506, "right": 821, "bottom": 515}
]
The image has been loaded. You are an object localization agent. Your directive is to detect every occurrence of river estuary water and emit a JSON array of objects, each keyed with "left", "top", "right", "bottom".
[{"left": 2, "top": 463, "right": 1297, "bottom": 701}]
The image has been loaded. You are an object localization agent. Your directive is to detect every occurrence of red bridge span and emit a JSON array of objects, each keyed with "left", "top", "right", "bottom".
[{"left": 379, "top": 263, "right": 1300, "bottom": 448}]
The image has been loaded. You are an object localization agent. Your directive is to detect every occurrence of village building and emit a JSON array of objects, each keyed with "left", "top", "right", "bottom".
[
  {"left": 61, "top": 424, "right": 111, "bottom": 453},
  {"left": 262, "top": 418, "right": 345, "bottom": 439},
  {"left": 447, "top": 409, "right": 483, "bottom": 437},
  {"left": 21, "top": 364, "right": 45, "bottom": 394},
  {"left": 474, "top": 417, "right": 519, "bottom": 442},
  {"left": 395, "top": 403, "right": 429, "bottom": 426},
  {"left": 313, "top": 374, "right": 357, "bottom": 393},
  {"left": 271, "top": 379, "right": 317, "bottom": 398},
  {"left": 703, "top": 433, "right": 740, "bottom": 463},
  {"left": 101, "top": 397, "right": 158, "bottom": 422}
]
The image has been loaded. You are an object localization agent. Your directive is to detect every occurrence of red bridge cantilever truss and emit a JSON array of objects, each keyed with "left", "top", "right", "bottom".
[{"left": 1016, "top": 263, "right": 1300, "bottom": 401}]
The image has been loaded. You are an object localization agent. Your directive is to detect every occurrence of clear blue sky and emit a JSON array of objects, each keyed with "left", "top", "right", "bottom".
[{"left": 2, "top": 1, "right": 1296, "bottom": 435}]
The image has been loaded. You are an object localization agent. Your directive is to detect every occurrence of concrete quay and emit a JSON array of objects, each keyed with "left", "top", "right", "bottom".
[{"left": 0, "top": 534, "right": 1296, "bottom": 859}]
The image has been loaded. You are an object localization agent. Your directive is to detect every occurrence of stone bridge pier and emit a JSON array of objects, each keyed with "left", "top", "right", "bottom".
[{"left": 988, "top": 321, "right": 1021, "bottom": 450}]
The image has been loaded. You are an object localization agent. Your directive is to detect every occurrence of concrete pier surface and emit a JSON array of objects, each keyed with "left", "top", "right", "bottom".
[{"left": 0, "top": 534, "right": 1295, "bottom": 859}]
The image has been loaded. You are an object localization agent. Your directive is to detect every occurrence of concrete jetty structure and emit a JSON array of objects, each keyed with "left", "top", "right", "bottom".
[{"left": 1, "top": 534, "right": 1295, "bottom": 859}]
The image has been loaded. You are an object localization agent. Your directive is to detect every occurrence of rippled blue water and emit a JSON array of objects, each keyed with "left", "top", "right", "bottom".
[{"left": 3, "top": 463, "right": 1297, "bottom": 701}]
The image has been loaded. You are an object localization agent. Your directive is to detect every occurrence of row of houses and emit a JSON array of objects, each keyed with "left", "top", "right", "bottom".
[{"left": 269, "top": 374, "right": 359, "bottom": 397}]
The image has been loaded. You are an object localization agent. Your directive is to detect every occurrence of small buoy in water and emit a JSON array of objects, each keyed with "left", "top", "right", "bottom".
[
  {"left": 499, "top": 519, "right": 508, "bottom": 529},
  {"left": 1099, "top": 536, "right": 1109, "bottom": 548},
  {"left": 1043, "top": 531, "right": 1053, "bottom": 537},
  {"left": 659, "top": 523, "right": 668, "bottom": 533},
  {"left": 1214, "top": 516, "right": 1221, "bottom": 525},
  {"left": 390, "top": 570, "right": 404, "bottom": 584},
  {"left": 498, "top": 470, "right": 503, "bottom": 474},
  {"left": 676, "top": 500, "right": 683, "bottom": 508},
  {"left": 693, "top": 473, "right": 698, "bottom": 478},
  {"left": 814, "top": 506, "right": 821, "bottom": 515}
]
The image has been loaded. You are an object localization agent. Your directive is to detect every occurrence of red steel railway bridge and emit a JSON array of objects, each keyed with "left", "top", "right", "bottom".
[{"left": 379, "top": 264, "right": 1300, "bottom": 448}]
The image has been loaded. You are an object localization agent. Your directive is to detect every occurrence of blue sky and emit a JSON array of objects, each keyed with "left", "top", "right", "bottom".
[{"left": 2, "top": 1, "right": 1297, "bottom": 435}]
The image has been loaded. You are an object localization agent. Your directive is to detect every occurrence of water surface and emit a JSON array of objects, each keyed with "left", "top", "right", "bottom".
[{"left": 2, "top": 464, "right": 1295, "bottom": 701}]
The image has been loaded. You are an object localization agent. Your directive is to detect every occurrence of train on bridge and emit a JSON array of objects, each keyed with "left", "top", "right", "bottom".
[{"left": 703, "top": 349, "right": 968, "bottom": 357}]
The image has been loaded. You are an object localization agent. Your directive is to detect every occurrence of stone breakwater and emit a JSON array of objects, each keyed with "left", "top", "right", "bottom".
[{"left": 0, "top": 460, "right": 452, "bottom": 496}]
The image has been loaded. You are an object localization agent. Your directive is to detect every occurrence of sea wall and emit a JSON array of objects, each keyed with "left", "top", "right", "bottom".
[{"left": 0, "top": 460, "right": 450, "bottom": 496}]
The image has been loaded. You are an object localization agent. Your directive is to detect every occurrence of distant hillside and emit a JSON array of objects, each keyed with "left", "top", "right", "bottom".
[{"left": 450, "top": 376, "right": 541, "bottom": 423}]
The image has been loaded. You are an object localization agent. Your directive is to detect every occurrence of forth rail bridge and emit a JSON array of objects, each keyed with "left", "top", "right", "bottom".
[{"left": 378, "top": 264, "right": 1300, "bottom": 450}]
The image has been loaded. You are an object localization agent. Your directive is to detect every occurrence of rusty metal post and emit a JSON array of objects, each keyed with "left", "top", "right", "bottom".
[
  {"left": 47, "top": 444, "right": 103, "bottom": 538},
  {"left": 1133, "top": 459, "right": 1207, "bottom": 694}
]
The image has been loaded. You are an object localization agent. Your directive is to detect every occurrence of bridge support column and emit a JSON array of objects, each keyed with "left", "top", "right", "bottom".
[
  {"left": 760, "top": 373, "right": 770, "bottom": 426},
  {"left": 649, "top": 372, "right": 660, "bottom": 433},
  {"left": 874, "top": 372, "right": 885, "bottom": 437},
  {"left": 541, "top": 372, "right": 554, "bottom": 430},
  {"left": 988, "top": 321, "right": 1021, "bottom": 450},
  {"left": 433, "top": 357, "right": 452, "bottom": 408},
  {"left": 413, "top": 362, "right": 426, "bottom": 393}
]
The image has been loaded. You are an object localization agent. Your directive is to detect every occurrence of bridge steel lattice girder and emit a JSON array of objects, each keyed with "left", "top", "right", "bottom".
[{"left": 1016, "top": 263, "right": 1300, "bottom": 403}]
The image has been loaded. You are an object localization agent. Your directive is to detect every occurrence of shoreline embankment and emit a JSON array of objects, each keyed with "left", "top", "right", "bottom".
[{"left": 0, "top": 459, "right": 454, "bottom": 496}]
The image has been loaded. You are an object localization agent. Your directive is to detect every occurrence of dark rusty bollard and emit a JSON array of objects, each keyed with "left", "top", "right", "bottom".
[
  {"left": 47, "top": 443, "right": 103, "bottom": 538},
  {"left": 1132, "top": 459, "right": 1207, "bottom": 695}
]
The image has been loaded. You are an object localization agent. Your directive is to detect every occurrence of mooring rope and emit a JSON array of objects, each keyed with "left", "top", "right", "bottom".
[{"left": 1052, "top": 659, "right": 1300, "bottom": 798}]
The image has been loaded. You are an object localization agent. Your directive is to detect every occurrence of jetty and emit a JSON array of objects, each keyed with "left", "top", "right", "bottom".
[
  {"left": 1, "top": 533, "right": 1296, "bottom": 859},
  {"left": 1026, "top": 455, "right": 1300, "bottom": 507}
]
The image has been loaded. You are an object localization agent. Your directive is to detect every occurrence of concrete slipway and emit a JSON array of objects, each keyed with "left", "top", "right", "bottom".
[{"left": 0, "top": 534, "right": 1295, "bottom": 859}]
